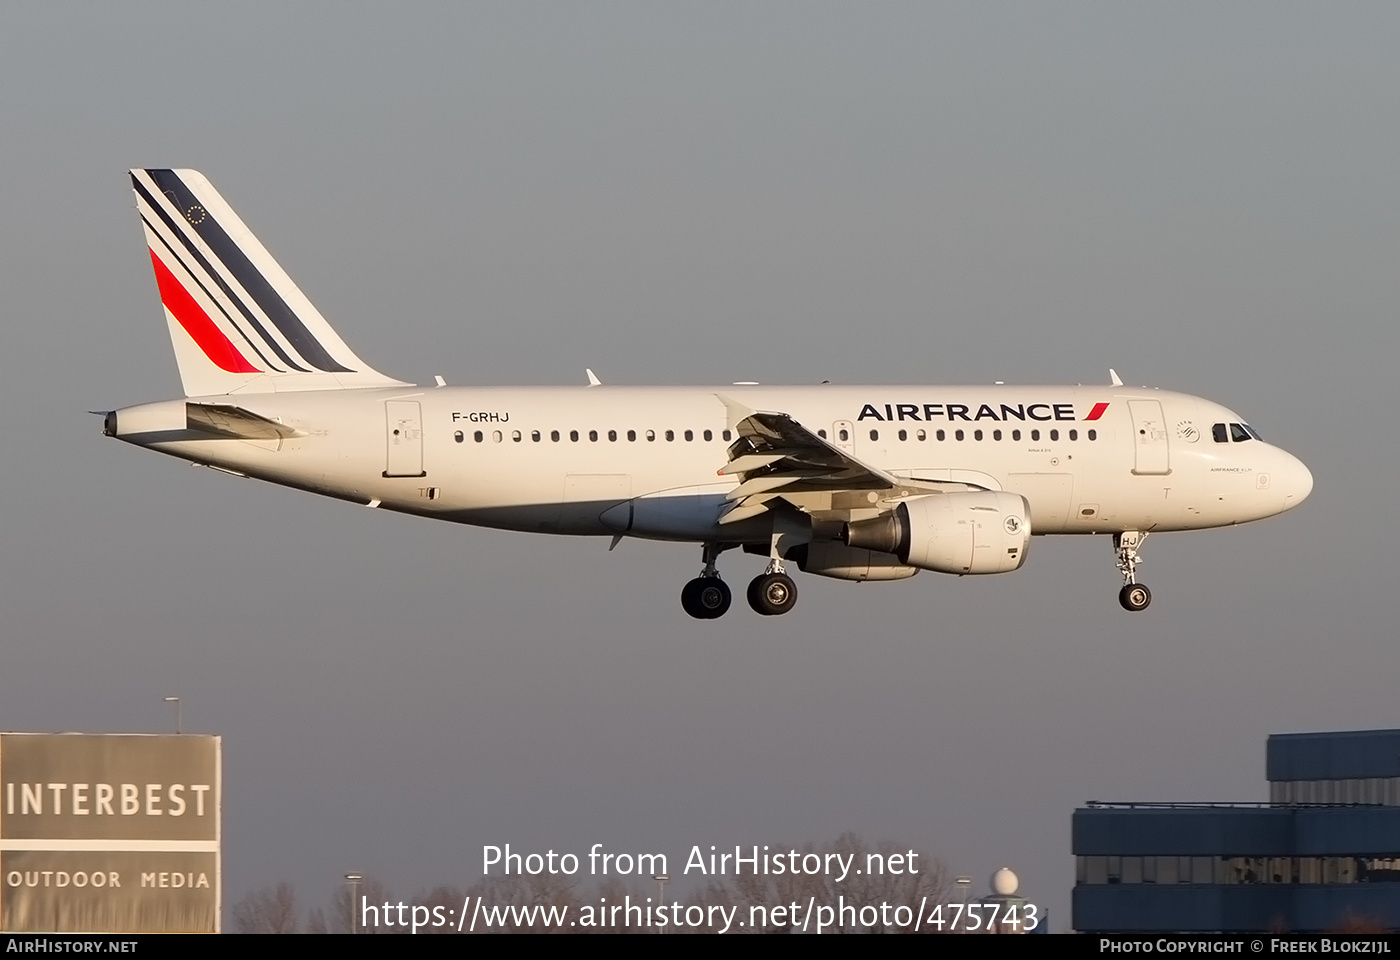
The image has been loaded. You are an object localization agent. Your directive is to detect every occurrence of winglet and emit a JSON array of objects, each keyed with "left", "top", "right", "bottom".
[
  {"left": 714, "top": 393, "right": 756, "bottom": 432},
  {"left": 586, "top": 369, "right": 601, "bottom": 387},
  {"left": 1109, "top": 368, "right": 1124, "bottom": 387}
]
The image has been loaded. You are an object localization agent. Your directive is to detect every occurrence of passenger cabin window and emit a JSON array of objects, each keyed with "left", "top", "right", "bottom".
[
  {"left": 474, "top": 431, "right": 484, "bottom": 442},
  {"left": 646, "top": 429, "right": 655, "bottom": 441},
  {"left": 722, "top": 429, "right": 732, "bottom": 441},
  {"left": 916, "top": 429, "right": 926, "bottom": 441},
  {"left": 936, "top": 430, "right": 945, "bottom": 441},
  {"left": 1012, "top": 429, "right": 1021, "bottom": 441},
  {"left": 589, "top": 430, "right": 598, "bottom": 442},
  {"left": 531, "top": 430, "right": 541, "bottom": 442},
  {"left": 703, "top": 429, "right": 713, "bottom": 441},
  {"left": 454, "top": 431, "right": 464, "bottom": 443},
  {"left": 512, "top": 430, "right": 521, "bottom": 442},
  {"left": 869, "top": 429, "right": 879, "bottom": 441},
  {"left": 665, "top": 430, "right": 674, "bottom": 441},
  {"left": 838, "top": 428, "right": 849, "bottom": 441},
  {"left": 684, "top": 430, "right": 693, "bottom": 441},
  {"left": 607, "top": 429, "right": 617, "bottom": 441},
  {"left": 551, "top": 430, "right": 560, "bottom": 442},
  {"left": 627, "top": 429, "right": 636, "bottom": 442},
  {"left": 898, "top": 429, "right": 907, "bottom": 441}
]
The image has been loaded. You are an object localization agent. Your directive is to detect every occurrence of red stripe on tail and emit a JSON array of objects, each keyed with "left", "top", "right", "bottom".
[
  {"left": 149, "top": 250, "right": 259, "bottom": 374},
  {"left": 1085, "top": 402, "right": 1110, "bottom": 421}
]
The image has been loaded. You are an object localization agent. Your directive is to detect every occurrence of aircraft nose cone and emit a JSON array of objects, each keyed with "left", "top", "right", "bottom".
[{"left": 1281, "top": 452, "right": 1313, "bottom": 509}]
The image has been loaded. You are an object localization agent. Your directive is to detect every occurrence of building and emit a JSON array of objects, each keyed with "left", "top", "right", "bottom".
[{"left": 1073, "top": 728, "right": 1400, "bottom": 933}]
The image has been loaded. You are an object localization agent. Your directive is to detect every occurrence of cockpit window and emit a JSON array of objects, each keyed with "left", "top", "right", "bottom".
[
  {"left": 1212, "top": 423, "right": 1228, "bottom": 443},
  {"left": 1230, "top": 423, "right": 1253, "bottom": 442},
  {"left": 1243, "top": 424, "right": 1262, "bottom": 441}
]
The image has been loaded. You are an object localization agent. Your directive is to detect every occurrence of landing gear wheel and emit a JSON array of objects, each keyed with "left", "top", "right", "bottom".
[
  {"left": 682, "top": 577, "right": 731, "bottom": 619},
  {"left": 1112, "top": 531, "right": 1151, "bottom": 612},
  {"left": 747, "top": 573, "right": 798, "bottom": 616},
  {"left": 1119, "top": 583, "right": 1152, "bottom": 612}
]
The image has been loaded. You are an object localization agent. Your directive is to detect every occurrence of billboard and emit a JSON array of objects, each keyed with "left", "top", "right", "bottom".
[{"left": 0, "top": 733, "right": 220, "bottom": 933}]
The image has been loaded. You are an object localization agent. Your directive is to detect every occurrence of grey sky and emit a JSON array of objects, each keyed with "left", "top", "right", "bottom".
[{"left": 1, "top": 3, "right": 1396, "bottom": 927}]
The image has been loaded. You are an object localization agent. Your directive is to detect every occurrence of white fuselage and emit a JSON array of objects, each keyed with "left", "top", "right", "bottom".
[{"left": 111, "top": 383, "right": 1313, "bottom": 543}]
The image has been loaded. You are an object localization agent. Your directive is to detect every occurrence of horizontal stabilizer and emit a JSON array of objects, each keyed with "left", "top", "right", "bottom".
[{"left": 186, "top": 402, "right": 305, "bottom": 440}]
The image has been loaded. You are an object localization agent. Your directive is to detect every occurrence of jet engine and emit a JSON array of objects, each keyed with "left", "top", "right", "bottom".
[{"left": 842, "top": 491, "right": 1031, "bottom": 575}]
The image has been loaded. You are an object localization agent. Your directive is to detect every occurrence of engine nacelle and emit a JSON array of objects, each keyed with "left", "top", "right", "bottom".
[
  {"left": 787, "top": 542, "right": 919, "bottom": 582},
  {"left": 843, "top": 491, "right": 1031, "bottom": 575}
]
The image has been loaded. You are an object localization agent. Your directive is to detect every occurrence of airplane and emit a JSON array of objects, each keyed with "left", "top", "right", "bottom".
[{"left": 103, "top": 169, "right": 1314, "bottom": 619}]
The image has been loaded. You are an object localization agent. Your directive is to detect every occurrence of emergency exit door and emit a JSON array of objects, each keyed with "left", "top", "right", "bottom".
[{"left": 832, "top": 420, "right": 855, "bottom": 454}]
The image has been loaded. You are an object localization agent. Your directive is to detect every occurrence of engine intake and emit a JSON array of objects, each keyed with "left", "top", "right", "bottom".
[{"left": 843, "top": 491, "right": 1031, "bottom": 575}]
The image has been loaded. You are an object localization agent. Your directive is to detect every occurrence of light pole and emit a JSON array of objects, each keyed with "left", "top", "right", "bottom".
[
  {"left": 955, "top": 876, "right": 972, "bottom": 933},
  {"left": 345, "top": 873, "right": 363, "bottom": 934},
  {"left": 653, "top": 873, "right": 668, "bottom": 933},
  {"left": 163, "top": 697, "right": 181, "bottom": 734}
]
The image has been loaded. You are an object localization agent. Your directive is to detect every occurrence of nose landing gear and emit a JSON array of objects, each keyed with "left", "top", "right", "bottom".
[
  {"left": 1119, "top": 582, "right": 1152, "bottom": 612},
  {"left": 1114, "top": 531, "right": 1152, "bottom": 611}
]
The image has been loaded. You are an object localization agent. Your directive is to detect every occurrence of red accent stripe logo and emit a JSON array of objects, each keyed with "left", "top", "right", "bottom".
[
  {"left": 149, "top": 249, "right": 258, "bottom": 374},
  {"left": 1085, "top": 402, "right": 1110, "bottom": 421}
]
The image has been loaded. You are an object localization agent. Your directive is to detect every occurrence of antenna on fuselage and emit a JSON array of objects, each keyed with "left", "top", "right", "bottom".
[{"left": 1109, "top": 368, "right": 1124, "bottom": 387}]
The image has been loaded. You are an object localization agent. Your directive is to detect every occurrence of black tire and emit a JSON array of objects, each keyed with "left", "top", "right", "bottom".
[
  {"left": 748, "top": 573, "right": 798, "bottom": 616},
  {"left": 746, "top": 575, "right": 767, "bottom": 614},
  {"left": 681, "top": 578, "right": 706, "bottom": 619},
  {"left": 1119, "top": 583, "right": 1152, "bottom": 612},
  {"left": 695, "top": 578, "right": 731, "bottom": 619},
  {"left": 683, "top": 577, "right": 730, "bottom": 619}
]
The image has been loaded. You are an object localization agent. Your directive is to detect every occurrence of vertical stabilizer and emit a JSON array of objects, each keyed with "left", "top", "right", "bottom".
[{"left": 130, "top": 168, "right": 408, "bottom": 396}]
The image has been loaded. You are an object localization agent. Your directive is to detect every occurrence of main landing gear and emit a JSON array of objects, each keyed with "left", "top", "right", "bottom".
[
  {"left": 1114, "top": 531, "right": 1152, "bottom": 612},
  {"left": 680, "top": 543, "right": 799, "bottom": 619},
  {"left": 681, "top": 577, "right": 731, "bottom": 619},
  {"left": 747, "top": 568, "right": 797, "bottom": 617},
  {"left": 681, "top": 543, "right": 732, "bottom": 619}
]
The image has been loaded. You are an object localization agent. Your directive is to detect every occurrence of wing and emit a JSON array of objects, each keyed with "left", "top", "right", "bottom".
[{"left": 716, "top": 404, "right": 905, "bottom": 525}]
